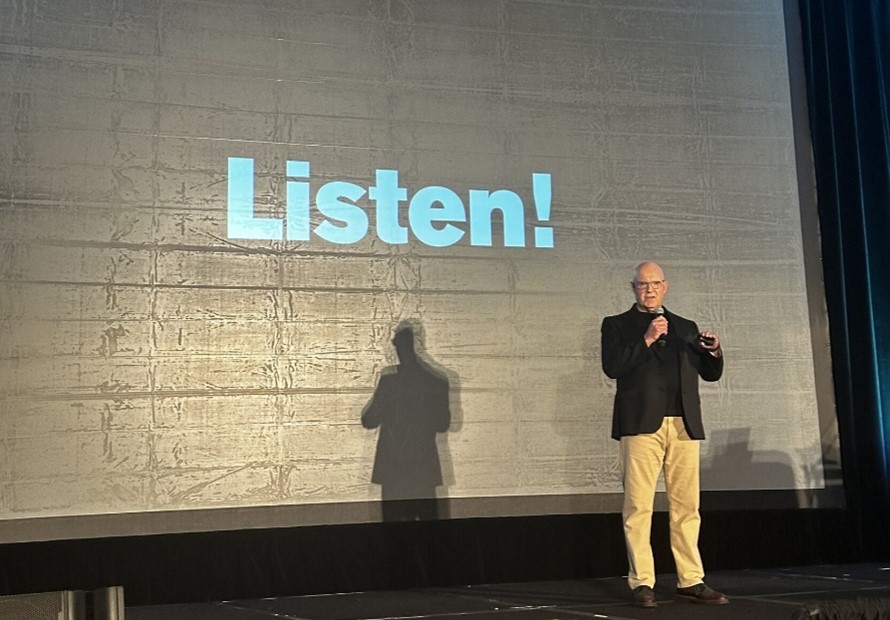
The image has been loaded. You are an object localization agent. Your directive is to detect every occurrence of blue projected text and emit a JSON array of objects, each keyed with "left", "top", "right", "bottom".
[{"left": 227, "top": 157, "right": 554, "bottom": 248}]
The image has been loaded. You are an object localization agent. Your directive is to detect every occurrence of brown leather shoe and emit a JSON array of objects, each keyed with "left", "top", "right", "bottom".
[
  {"left": 632, "top": 585, "right": 657, "bottom": 608},
  {"left": 676, "top": 582, "right": 729, "bottom": 604}
]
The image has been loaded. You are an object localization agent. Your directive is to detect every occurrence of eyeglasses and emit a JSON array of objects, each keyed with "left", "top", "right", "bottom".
[{"left": 632, "top": 280, "right": 665, "bottom": 291}]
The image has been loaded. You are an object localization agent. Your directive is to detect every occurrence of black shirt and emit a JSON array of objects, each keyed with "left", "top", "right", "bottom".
[{"left": 631, "top": 308, "right": 684, "bottom": 417}]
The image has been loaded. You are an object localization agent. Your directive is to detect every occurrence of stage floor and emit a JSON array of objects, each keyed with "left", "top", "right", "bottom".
[{"left": 127, "top": 562, "right": 890, "bottom": 620}]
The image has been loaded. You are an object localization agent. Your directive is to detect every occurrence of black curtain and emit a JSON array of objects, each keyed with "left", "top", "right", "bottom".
[{"left": 798, "top": 0, "right": 890, "bottom": 555}]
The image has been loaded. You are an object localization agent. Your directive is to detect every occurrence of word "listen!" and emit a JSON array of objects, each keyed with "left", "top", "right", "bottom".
[{"left": 227, "top": 157, "right": 554, "bottom": 248}]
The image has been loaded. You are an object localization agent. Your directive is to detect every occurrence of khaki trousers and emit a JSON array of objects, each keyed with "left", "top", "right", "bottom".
[{"left": 620, "top": 416, "right": 704, "bottom": 589}]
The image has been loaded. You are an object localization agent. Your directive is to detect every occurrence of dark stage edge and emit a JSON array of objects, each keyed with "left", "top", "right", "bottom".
[{"left": 127, "top": 563, "right": 890, "bottom": 620}]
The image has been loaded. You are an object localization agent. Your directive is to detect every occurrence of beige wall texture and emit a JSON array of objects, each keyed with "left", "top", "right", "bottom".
[{"left": 0, "top": 0, "right": 832, "bottom": 533}]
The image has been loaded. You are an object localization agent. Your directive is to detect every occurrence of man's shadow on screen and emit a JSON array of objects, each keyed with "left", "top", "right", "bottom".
[
  {"left": 701, "top": 427, "right": 796, "bottom": 492},
  {"left": 362, "top": 322, "right": 453, "bottom": 523}
]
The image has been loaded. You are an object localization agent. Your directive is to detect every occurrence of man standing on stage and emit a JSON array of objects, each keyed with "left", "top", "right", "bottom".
[{"left": 601, "top": 261, "right": 728, "bottom": 608}]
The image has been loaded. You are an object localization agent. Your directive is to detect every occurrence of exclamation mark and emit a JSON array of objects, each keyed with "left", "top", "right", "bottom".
[{"left": 532, "top": 173, "right": 554, "bottom": 248}]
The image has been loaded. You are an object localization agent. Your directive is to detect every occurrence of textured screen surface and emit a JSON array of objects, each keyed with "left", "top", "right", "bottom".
[{"left": 0, "top": 0, "right": 835, "bottom": 541}]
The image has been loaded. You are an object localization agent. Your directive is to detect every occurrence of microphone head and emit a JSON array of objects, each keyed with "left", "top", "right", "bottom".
[{"left": 654, "top": 307, "right": 665, "bottom": 316}]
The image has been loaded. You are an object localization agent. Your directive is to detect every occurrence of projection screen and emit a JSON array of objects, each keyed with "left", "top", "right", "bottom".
[{"left": 0, "top": 0, "right": 839, "bottom": 543}]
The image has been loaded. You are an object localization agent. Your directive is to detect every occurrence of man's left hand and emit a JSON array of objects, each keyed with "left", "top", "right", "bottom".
[{"left": 698, "top": 330, "right": 721, "bottom": 356}]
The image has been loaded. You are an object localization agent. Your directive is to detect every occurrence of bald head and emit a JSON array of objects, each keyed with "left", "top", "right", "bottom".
[
  {"left": 631, "top": 261, "right": 669, "bottom": 312},
  {"left": 633, "top": 261, "right": 664, "bottom": 282}
]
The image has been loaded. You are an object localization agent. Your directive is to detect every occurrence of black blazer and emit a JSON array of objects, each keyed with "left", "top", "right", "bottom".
[{"left": 601, "top": 306, "right": 723, "bottom": 440}]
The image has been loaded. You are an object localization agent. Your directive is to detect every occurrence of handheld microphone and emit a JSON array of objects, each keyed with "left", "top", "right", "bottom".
[{"left": 653, "top": 307, "right": 667, "bottom": 347}]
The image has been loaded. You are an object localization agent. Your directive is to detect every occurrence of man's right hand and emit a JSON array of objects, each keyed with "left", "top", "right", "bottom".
[{"left": 644, "top": 316, "right": 668, "bottom": 347}]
